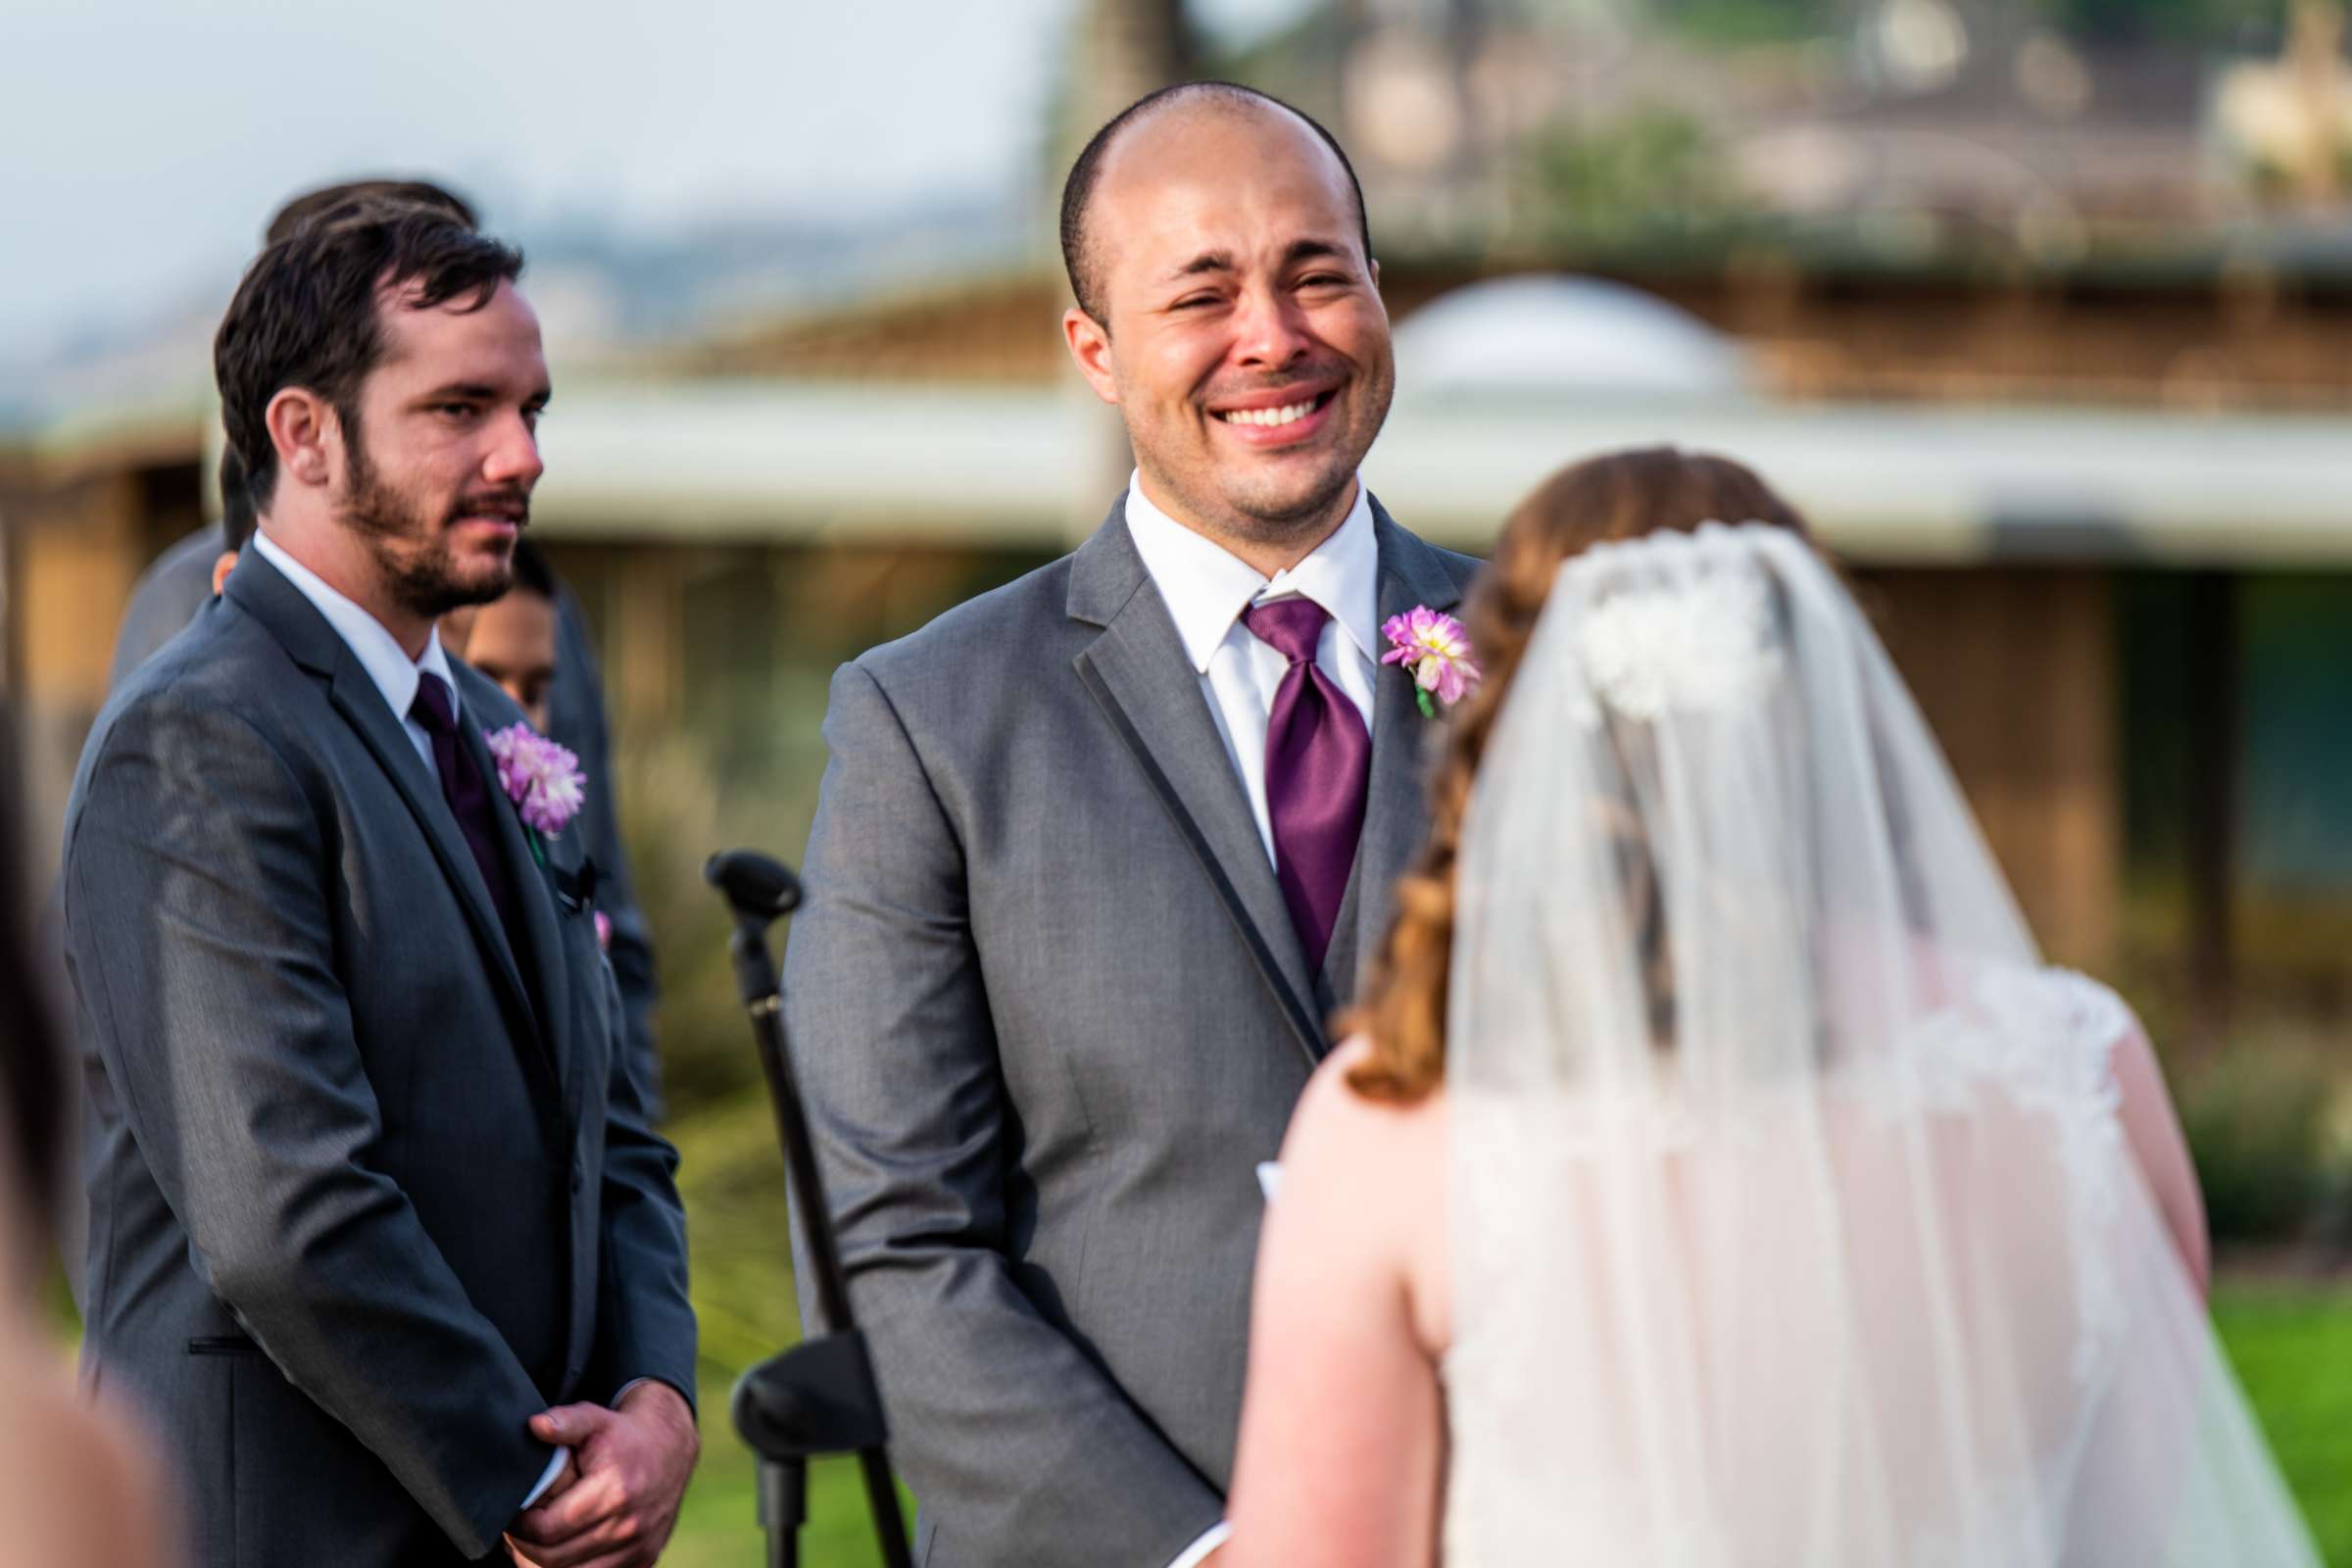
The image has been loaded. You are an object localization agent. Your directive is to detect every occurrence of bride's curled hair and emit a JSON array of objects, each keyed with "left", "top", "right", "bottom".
[{"left": 1340, "top": 446, "right": 1815, "bottom": 1102}]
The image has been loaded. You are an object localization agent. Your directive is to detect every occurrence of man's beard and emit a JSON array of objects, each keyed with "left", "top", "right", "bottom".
[
  {"left": 339, "top": 429, "right": 524, "bottom": 620},
  {"left": 1221, "top": 462, "right": 1359, "bottom": 536}
]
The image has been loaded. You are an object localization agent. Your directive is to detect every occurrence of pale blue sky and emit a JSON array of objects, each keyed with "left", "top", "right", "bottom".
[
  {"left": 0, "top": 0, "right": 1089, "bottom": 361},
  {"left": 0, "top": 0, "right": 1322, "bottom": 369}
]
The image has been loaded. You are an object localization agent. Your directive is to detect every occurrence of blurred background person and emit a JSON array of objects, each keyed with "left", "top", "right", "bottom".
[
  {"left": 442, "top": 537, "right": 561, "bottom": 732},
  {"left": 1224, "top": 448, "right": 2308, "bottom": 1567},
  {"left": 103, "top": 448, "right": 255, "bottom": 694},
  {"left": 1, "top": 711, "right": 176, "bottom": 1568}
]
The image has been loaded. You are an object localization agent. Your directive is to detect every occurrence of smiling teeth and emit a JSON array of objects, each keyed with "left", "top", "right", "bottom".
[{"left": 1223, "top": 400, "right": 1316, "bottom": 427}]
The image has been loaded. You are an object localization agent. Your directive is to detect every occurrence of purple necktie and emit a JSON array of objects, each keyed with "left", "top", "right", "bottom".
[
  {"left": 1243, "top": 597, "right": 1370, "bottom": 975},
  {"left": 411, "top": 673, "right": 519, "bottom": 934}
]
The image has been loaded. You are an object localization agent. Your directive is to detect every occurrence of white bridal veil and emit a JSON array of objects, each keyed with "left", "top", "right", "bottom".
[{"left": 1443, "top": 523, "right": 2315, "bottom": 1566}]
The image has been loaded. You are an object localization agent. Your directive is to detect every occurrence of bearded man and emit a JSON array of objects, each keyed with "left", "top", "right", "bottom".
[
  {"left": 105, "top": 176, "right": 665, "bottom": 1123},
  {"left": 60, "top": 203, "right": 696, "bottom": 1568},
  {"left": 783, "top": 82, "right": 1479, "bottom": 1566}
]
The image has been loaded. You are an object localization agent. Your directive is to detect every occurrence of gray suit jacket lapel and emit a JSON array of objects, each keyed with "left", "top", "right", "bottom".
[
  {"left": 225, "top": 553, "right": 553, "bottom": 1087},
  {"left": 1325, "top": 498, "right": 1466, "bottom": 1002},
  {"left": 1068, "top": 500, "right": 1325, "bottom": 1067}
]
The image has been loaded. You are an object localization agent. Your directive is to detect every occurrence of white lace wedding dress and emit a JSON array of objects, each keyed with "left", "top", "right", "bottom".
[{"left": 1438, "top": 524, "right": 2316, "bottom": 1566}]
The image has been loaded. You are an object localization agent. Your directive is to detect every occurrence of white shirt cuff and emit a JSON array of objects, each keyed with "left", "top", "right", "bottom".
[
  {"left": 520, "top": 1446, "right": 570, "bottom": 1510},
  {"left": 1168, "top": 1520, "right": 1230, "bottom": 1568}
]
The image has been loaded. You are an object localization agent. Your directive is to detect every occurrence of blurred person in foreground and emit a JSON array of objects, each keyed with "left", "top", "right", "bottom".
[
  {"left": 785, "top": 80, "right": 1476, "bottom": 1566},
  {"left": 1, "top": 715, "right": 176, "bottom": 1568},
  {"left": 106, "top": 176, "right": 664, "bottom": 1114},
  {"left": 61, "top": 201, "right": 696, "bottom": 1568},
  {"left": 1223, "top": 448, "right": 2315, "bottom": 1566}
]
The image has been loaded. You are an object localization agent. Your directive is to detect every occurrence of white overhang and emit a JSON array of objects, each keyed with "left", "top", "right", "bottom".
[{"left": 523, "top": 379, "right": 2352, "bottom": 568}]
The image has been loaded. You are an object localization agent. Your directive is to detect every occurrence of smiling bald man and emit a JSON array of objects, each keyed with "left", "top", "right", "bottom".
[{"left": 782, "top": 83, "right": 1479, "bottom": 1567}]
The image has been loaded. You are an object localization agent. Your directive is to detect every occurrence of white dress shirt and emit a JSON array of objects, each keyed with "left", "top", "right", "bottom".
[
  {"left": 1122, "top": 473, "right": 1380, "bottom": 867},
  {"left": 1122, "top": 475, "right": 1379, "bottom": 1568},
  {"left": 248, "top": 529, "right": 570, "bottom": 1511},
  {"left": 251, "top": 531, "right": 459, "bottom": 776}
]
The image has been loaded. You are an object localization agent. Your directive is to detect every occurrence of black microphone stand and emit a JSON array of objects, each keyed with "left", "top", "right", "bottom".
[{"left": 706, "top": 850, "right": 914, "bottom": 1568}]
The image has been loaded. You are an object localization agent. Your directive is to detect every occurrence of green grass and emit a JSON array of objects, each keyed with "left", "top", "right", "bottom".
[
  {"left": 2214, "top": 1279, "right": 2352, "bottom": 1564},
  {"left": 662, "top": 1097, "right": 913, "bottom": 1565},
  {"left": 664, "top": 1425, "right": 907, "bottom": 1568}
]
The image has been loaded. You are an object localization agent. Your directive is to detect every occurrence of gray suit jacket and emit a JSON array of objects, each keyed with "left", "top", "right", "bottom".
[
  {"left": 104, "top": 525, "right": 663, "bottom": 1118},
  {"left": 63, "top": 548, "right": 695, "bottom": 1568},
  {"left": 784, "top": 495, "right": 1478, "bottom": 1567}
]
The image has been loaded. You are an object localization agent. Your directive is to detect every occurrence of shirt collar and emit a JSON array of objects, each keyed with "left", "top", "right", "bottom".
[
  {"left": 1123, "top": 473, "right": 1379, "bottom": 675},
  {"left": 252, "top": 529, "right": 457, "bottom": 724}
]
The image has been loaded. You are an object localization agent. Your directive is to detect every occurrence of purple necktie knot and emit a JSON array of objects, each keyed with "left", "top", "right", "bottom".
[
  {"left": 410, "top": 673, "right": 518, "bottom": 932},
  {"left": 1241, "top": 596, "right": 1369, "bottom": 977},
  {"left": 1242, "top": 597, "right": 1328, "bottom": 665},
  {"left": 412, "top": 671, "right": 459, "bottom": 734}
]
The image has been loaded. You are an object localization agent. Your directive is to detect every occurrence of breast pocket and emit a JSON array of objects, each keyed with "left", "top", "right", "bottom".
[{"left": 537, "top": 855, "right": 619, "bottom": 1054}]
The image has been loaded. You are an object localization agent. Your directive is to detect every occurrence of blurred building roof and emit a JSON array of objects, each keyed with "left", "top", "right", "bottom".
[
  {"left": 10, "top": 358, "right": 2349, "bottom": 569},
  {"left": 0, "top": 394, "right": 202, "bottom": 486},
  {"left": 516, "top": 374, "right": 2352, "bottom": 568}
]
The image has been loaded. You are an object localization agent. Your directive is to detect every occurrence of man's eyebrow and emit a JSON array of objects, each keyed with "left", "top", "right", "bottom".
[
  {"left": 414, "top": 380, "right": 553, "bottom": 407},
  {"left": 1160, "top": 239, "right": 1354, "bottom": 284},
  {"left": 1164, "top": 249, "right": 1236, "bottom": 282},
  {"left": 1284, "top": 238, "right": 1349, "bottom": 269}
]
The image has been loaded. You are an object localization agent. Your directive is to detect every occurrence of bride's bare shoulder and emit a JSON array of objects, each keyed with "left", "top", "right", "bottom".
[
  {"left": 1278, "top": 1035, "right": 1449, "bottom": 1243},
  {"left": 1288, "top": 1034, "right": 1448, "bottom": 1154},
  {"left": 1275, "top": 1036, "right": 1451, "bottom": 1352}
]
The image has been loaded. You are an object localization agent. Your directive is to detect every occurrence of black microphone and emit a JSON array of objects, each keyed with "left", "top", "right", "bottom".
[{"left": 706, "top": 850, "right": 803, "bottom": 925}]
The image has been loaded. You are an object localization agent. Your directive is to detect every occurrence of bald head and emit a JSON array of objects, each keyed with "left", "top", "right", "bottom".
[
  {"left": 1055, "top": 80, "right": 1394, "bottom": 575},
  {"left": 1060, "top": 81, "right": 1370, "bottom": 326}
]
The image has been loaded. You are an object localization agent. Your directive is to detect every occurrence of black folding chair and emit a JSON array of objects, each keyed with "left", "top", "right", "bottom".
[{"left": 708, "top": 850, "right": 913, "bottom": 1568}]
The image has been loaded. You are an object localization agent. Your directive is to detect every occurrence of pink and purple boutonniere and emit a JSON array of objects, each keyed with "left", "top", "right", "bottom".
[
  {"left": 1381, "top": 606, "right": 1481, "bottom": 718},
  {"left": 484, "top": 722, "right": 586, "bottom": 865}
]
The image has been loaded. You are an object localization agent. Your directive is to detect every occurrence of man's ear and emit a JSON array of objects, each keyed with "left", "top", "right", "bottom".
[
  {"left": 265, "top": 387, "right": 339, "bottom": 492},
  {"left": 1061, "top": 307, "right": 1121, "bottom": 408}
]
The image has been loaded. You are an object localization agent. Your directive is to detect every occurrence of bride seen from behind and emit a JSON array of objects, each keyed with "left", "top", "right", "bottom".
[{"left": 1222, "top": 447, "right": 2313, "bottom": 1566}]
